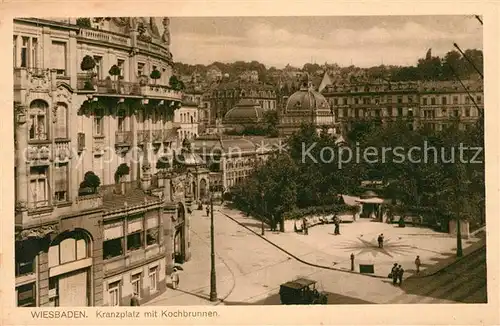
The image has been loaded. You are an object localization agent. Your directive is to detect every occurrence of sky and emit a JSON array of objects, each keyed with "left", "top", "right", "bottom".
[{"left": 166, "top": 16, "right": 483, "bottom": 68}]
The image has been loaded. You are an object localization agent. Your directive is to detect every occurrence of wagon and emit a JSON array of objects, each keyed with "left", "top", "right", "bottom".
[{"left": 279, "top": 278, "right": 328, "bottom": 305}]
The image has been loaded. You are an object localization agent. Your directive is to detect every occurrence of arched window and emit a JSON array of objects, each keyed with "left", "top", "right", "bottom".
[{"left": 29, "top": 100, "right": 49, "bottom": 140}]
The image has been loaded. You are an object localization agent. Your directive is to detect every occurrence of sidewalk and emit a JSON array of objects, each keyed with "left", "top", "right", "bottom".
[{"left": 217, "top": 205, "right": 485, "bottom": 280}]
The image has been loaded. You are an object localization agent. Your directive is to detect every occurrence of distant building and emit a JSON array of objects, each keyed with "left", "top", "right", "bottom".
[
  {"left": 207, "top": 80, "right": 277, "bottom": 125},
  {"left": 278, "top": 73, "right": 337, "bottom": 136},
  {"left": 175, "top": 97, "right": 200, "bottom": 140},
  {"left": 322, "top": 78, "right": 484, "bottom": 133},
  {"left": 223, "top": 98, "right": 265, "bottom": 131},
  {"left": 239, "top": 70, "right": 259, "bottom": 82},
  {"left": 206, "top": 65, "right": 222, "bottom": 82}
]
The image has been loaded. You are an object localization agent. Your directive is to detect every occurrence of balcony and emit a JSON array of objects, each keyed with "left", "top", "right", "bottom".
[
  {"left": 77, "top": 28, "right": 132, "bottom": 47},
  {"left": 115, "top": 131, "right": 133, "bottom": 148},
  {"left": 75, "top": 194, "right": 103, "bottom": 211},
  {"left": 14, "top": 68, "right": 56, "bottom": 92},
  {"left": 137, "top": 130, "right": 151, "bottom": 145},
  {"left": 136, "top": 40, "right": 171, "bottom": 60},
  {"left": 152, "top": 130, "right": 163, "bottom": 143},
  {"left": 140, "top": 84, "right": 183, "bottom": 101}
]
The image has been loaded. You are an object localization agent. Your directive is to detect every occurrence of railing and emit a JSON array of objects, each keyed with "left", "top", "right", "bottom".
[
  {"left": 75, "top": 194, "right": 103, "bottom": 211},
  {"left": 78, "top": 28, "right": 131, "bottom": 47},
  {"left": 136, "top": 40, "right": 171, "bottom": 59},
  {"left": 152, "top": 130, "right": 163, "bottom": 143},
  {"left": 140, "top": 84, "right": 183, "bottom": 101},
  {"left": 115, "top": 131, "right": 133, "bottom": 146},
  {"left": 137, "top": 130, "right": 150, "bottom": 144},
  {"left": 95, "top": 79, "right": 142, "bottom": 96}
]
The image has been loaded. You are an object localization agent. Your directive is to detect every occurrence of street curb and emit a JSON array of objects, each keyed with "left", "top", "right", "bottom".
[{"left": 219, "top": 210, "right": 387, "bottom": 279}]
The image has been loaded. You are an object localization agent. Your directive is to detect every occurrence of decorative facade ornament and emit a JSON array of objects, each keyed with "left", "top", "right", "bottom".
[
  {"left": 162, "top": 17, "right": 171, "bottom": 45},
  {"left": 27, "top": 69, "right": 51, "bottom": 92},
  {"left": 16, "top": 224, "right": 58, "bottom": 241}
]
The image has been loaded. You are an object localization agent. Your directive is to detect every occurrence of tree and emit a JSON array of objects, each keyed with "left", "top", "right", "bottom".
[
  {"left": 108, "top": 65, "right": 121, "bottom": 81},
  {"left": 80, "top": 55, "right": 96, "bottom": 90},
  {"left": 114, "top": 163, "right": 130, "bottom": 183},
  {"left": 76, "top": 18, "right": 92, "bottom": 28},
  {"left": 150, "top": 69, "right": 161, "bottom": 85},
  {"left": 79, "top": 171, "right": 101, "bottom": 194}
]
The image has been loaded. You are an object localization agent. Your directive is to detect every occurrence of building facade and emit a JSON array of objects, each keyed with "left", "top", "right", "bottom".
[
  {"left": 13, "top": 17, "right": 197, "bottom": 307},
  {"left": 206, "top": 80, "right": 277, "bottom": 124},
  {"left": 322, "top": 79, "right": 484, "bottom": 133},
  {"left": 174, "top": 98, "right": 199, "bottom": 140},
  {"left": 193, "top": 135, "right": 282, "bottom": 192}
]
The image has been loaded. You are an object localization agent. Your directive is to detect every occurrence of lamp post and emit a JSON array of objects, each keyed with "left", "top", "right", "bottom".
[
  {"left": 260, "top": 191, "right": 265, "bottom": 236},
  {"left": 209, "top": 189, "right": 217, "bottom": 302}
]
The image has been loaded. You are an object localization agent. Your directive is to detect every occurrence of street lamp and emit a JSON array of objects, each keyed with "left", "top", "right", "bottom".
[
  {"left": 260, "top": 191, "right": 265, "bottom": 236},
  {"left": 209, "top": 188, "right": 217, "bottom": 302}
]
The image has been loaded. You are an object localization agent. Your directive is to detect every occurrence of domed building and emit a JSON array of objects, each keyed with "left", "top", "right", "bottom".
[
  {"left": 278, "top": 73, "right": 337, "bottom": 136},
  {"left": 223, "top": 98, "right": 265, "bottom": 129}
]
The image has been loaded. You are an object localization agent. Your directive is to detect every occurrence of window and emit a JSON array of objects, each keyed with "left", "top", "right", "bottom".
[
  {"left": 407, "top": 108, "right": 413, "bottom": 117},
  {"left": 131, "top": 273, "right": 142, "bottom": 298},
  {"left": 93, "top": 56, "right": 103, "bottom": 79},
  {"left": 453, "top": 96, "right": 459, "bottom": 104},
  {"left": 137, "top": 62, "right": 145, "bottom": 77},
  {"left": 397, "top": 107, "right": 403, "bottom": 116},
  {"left": 442, "top": 96, "right": 447, "bottom": 105},
  {"left": 15, "top": 240, "right": 36, "bottom": 276},
  {"left": 465, "top": 107, "right": 471, "bottom": 117},
  {"left": 477, "top": 96, "right": 482, "bottom": 104},
  {"left": 51, "top": 41, "right": 67, "bottom": 75},
  {"left": 103, "top": 238, "right": 123, "bottom": 259},
  {"left": 17, "top": 283, "right": 36, "bottom": 307},
  {"left": 333, "top": 98, "right": 338, "bottom": 105},
  {"left": 397, "top": 96, "right": 403, "bottom": 104},
  {"left": 408, "top": 96, "right": 413, "bottom": 103},
  {"left": 21, "top": 37, "right": 28, "bottom": 68},
  {"left": 117, "top": 116, "right": 125, "bottom": 132},
  {"left": 453, "top": 109, "right": 460, "bottom": 117},
  {"left": 424, "top": 110, "right": 435, "bottom": 119},
  {"left": 363, "top": 98, "right": 369, "bottom": 105},
  {"left": 54, "top": 104, "right": 68, "bottom": 138},
  {"left": 108, "top": 281, "right": 120, "bottom": 306},
  {"left": 13, "top": 36, "right": 17, "bottom": 67},
  {"left": 149, "top": 267, "right": 158, "bottom": 292},
  {"left": 93, "top": 108, "right": 104, "bottom": 136},
  {"left": 431, "top": 98, "right": 436, "bottom": 105},
  {"left": 29, "top": 166, "right": 48, "bottom": 208},
  {"left": 49, "top": 277, "right": 59, "bottom": 306},
  {"left": 127, "top": 231, "right": 143, "bottom": 251},
  {"left": 442, "top": 108, "right": 447, "bottom": 116},
  {"left": 117, "top": 59, "right": 125, "bottom": 77},
  {"left": 354, "top": 98, "right": 359, "bottom": 105},
  {"left": 422, "top": 98, "right": 428, "bottom": 105},
  {"left": 29, "top": 100, "right": 48, "bottom": 140},
  {"left": 465, "top": 96, "right": 471, "bottom": 104},
  {"left": 54, "top": 163, "right": 68, "bottom": 202}
]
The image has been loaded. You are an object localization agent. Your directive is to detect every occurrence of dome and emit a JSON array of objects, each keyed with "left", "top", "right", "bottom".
[
  {"left": 284, "top": 75, "right": 330, "bottom": 113},
  {"left": 224, "top": 99, "right": 265, "bottom": 124}
]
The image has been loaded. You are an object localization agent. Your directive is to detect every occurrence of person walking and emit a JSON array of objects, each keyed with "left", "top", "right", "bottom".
[
  {"left": 206, "top": 205, "right": 210, "bottom": 217},
  {"left": 397, "top": 265, "right": 405, "bottom": 285},
  {"left": 130, "top": 292, "right": 140, "bottom": 306},
  {"left": 334, "top": 216, "right": 340, "bottom": 235},
  {"left": 302, "top": 218, "right": 308, "bottom": 235},
  {"left": 391, "top": 263, "right": 399, "bottom": 285},
  {"left": 171, "top": 268, "right": 180, "bottom": 289},
  {"left": 415, "top": 255, "right": 421, "bottom": 274},
  {"left": 377, "top": 234, "right": 384, "bottom": 248}
]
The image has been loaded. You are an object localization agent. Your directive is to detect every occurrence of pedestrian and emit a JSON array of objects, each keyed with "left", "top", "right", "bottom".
[
  {"left": 130, "top": 292, "right": 140, "bottom": 306},
  {"left": 334, "top": 216, "right": 340, "bottom": 235},
  {"left": 206, "top": 205, "right": 210, "bottom": 217},
  {"left": 397, "top": 265, "right": 404, "bottom": 285},
  {"left": 415, "top": 255, "right": 421, "bottom": 274},
  {"left": 171, "top": 268, "right": 180, "bottom": 289},
  {"left": 303, "top": 218, "right": 308, "bottom": 235},
  {"left": 390, "top": 263, "right": 399, "bottom": 285},
  {"left": 377, "top": 233, "right": 384, "bottom": 248}
]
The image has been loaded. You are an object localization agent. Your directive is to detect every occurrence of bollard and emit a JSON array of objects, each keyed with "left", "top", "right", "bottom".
[{"left": 350, "top": 253, "right": 355, "bottom": 271}]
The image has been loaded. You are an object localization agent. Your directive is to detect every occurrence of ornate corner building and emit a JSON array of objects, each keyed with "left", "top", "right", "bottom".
[{"left": 13, "top": 17, "right": 208, "bottom": 307}]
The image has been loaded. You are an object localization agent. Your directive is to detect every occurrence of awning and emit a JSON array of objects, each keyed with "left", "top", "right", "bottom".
[
  {"left": 356, "top": 197, "right": 385, "bottom": 204},
  {"left": 341, "top": 194, "right": 361, "bottom": 206}
]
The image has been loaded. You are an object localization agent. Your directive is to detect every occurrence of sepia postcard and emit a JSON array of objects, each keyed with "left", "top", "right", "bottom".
[{"left": 0, "top": 1, "right": 499, "bottom": 325}]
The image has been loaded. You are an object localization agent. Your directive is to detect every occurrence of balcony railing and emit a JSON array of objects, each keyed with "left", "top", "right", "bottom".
[
  {"left": 137, "top": 130, "right": 151, "bottom": 144},
  {"left": 140, "top": 84, "right": 183, "bottom": 101},
  {"left": 152, "top": 130, "right": 163, "bottom": 143},
  {"left": 75, "top": 194, "right": 103, "bottom": 211},
  {"left": 115, "top": 131, "right": 133, "bottom": 147},
  {"left": 77, "top": 28, "right": 131, "bottom": 47},
  {"left": 136, "top": 40, "right": 171, "bottom": 59}
]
